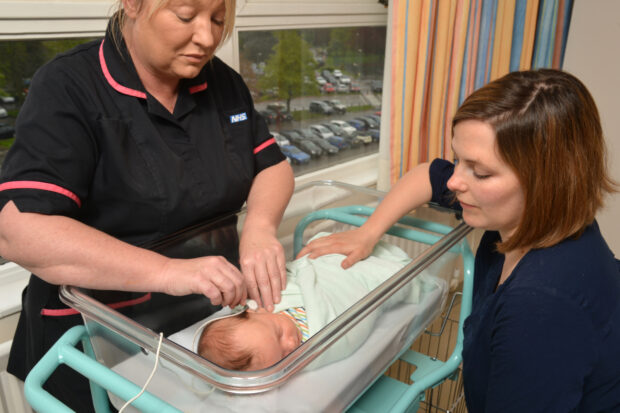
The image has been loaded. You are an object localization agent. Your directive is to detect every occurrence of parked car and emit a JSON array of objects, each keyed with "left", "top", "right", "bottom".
[
  {"left": 345, "top": 119, "right": 373, "bottom": 144},
  {"left": 371, "top": 80, "right": 383, "bottom": 93},
  {"left": 367, "top": 114, "right": 382, "bottom": 125},
  {"left": 267, "top": 102, "right": 293, "bottom": 122},
  {"left": 309, "top": 100, "right": 334, "bottom": 115},
  {"left": 323, "top": 99, "right": 346, "bottom": 114},
  {"left": 307, "top": 135, "right": 339, "bottom": 155},
  {"left": 280, "top": 144, "right": 310, "bottom": 164},
  {"left": 281, "top": 130, "right": 323, "bottom": 157},
  {"left": 355, "top": 116, "right": 380, "bottom": 130},
  {"left": 321, "top": 122, "right": 362, "bottom": 148},
  {"left": 259, "top": 109, "right": 278, "bottom": 125},
  {"left": 0, "top": 122, "right": 15, "bottom": 140},
  {"left": 339, "top": 75, "right": 351, "bottom": 84},
  {"left": 297, "top": 128, "right": 338, "bottom": 155},
  {"left": 346, "top": 118, "right": 367, "bottom": 131},
  {"left": 336, "top": 83, "right": 349, "bottom": 93},
  {"left": 349, "top": 82, "right": 361, "bottom": 93},
  {"left": 0, "top": 107, "right": 8, "bottom": 118},
  {"left": 315, "top": 76, "right": 327, "bottom": 86},
  {"left": 0, "top": 96, "right": 15, "bottom": 104},
  {"left": 367, "top": 128, "right": 380, "bottom": 142},
  {"left": 325, "top": 135, "right": 350, "bottom": 150},
  {"left": 271, "top": 131, "right": 290, "bottom": 146},
  {"left": 309, "top": 124, "right": 335, "bottom": 140},
  {"left": 332, "top": 69, "right": 343, "bottom": 78},
  {"left": 330, "top": 119, "right": 357, "bottom": 137},
  {"left": 322, "top": 83, "right": 335, "bottom": 93},
  {"left": 353, "top": 130, "right": 373, "bottom": 144}
]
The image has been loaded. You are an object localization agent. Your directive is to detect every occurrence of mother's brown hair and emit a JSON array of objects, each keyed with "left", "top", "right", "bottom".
[{"left": 453, "top": 69, "right": 617, "bottom": 252}]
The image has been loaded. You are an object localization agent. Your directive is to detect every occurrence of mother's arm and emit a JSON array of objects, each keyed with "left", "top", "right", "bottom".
[
  {"left": 239, "top": 159, "right": 294, "bottom": 311},
  {"left": 0, "top": 201, "right": 246, "bottom": 307},
  {"left": 297, "top": 162, "right": 433, "bottom": 268}
]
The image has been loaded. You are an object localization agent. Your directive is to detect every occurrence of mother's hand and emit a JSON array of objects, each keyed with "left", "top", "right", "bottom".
[
  {"left": 160, "top": 256, "right": 247, "bottom": 308},
  {"left": 239, "top": 230, "right": 287, "bottom": 312},
  {"left": 296, "top": 228, "right": 380, "bottom": 269}
]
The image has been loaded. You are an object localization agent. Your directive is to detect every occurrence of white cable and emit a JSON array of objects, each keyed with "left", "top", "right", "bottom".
[{"left": 118, "top": 332, "right": 164, "bottom": 413}]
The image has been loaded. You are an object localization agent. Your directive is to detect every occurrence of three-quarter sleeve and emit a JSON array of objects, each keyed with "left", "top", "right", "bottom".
[{"left": 429, "top": 158, "right": 460, "bottom": 210}]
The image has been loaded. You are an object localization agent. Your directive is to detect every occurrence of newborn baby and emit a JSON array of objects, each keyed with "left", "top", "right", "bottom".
[{"left": 198, "top": 234, "right": 438, "bottom": 371}]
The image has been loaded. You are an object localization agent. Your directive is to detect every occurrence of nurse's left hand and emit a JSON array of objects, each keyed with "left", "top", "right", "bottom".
[{"left": 239, "top": 229, "right": 287, "bottom": 312}]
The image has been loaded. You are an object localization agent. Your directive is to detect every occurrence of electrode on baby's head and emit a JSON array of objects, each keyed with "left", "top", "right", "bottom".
[{"left": 246, "top": 299, "right": 258, "bottom": 310}]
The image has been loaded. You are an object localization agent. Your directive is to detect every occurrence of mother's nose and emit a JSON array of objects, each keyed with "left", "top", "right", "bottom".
[{"left": 447, "top": 165, "right": 467, "bottom": 193}]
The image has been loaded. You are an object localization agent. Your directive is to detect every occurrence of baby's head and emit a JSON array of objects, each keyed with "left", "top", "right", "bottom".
[{"left": 198, "top": 308, "right": 302, "bottom": 371}]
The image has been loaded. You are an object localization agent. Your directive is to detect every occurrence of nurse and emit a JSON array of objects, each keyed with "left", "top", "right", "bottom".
[
  {"left": 0, "top": 0, "right": 293, "bottom": 410},
  {"left": 299, "top": 69, "right": 620, "bottom": 412}
]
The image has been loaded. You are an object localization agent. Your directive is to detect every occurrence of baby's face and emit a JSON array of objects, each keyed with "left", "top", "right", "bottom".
[{"left": 239, "top": 308, "right": 302, "bottom": 370}]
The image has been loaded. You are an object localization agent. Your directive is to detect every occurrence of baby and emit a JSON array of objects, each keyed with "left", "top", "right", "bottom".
[
  {"left": 198, "top": 234, "right": 439, "bottom": 371},
  {"left": 198, "top": 307, "right": 307, "bottom": 370}
]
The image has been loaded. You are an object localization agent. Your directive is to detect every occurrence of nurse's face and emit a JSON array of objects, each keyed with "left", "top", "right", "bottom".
[
  {"left": 123, "top": 0, "right": 225, "bottom": 83},
  {"left": 447, "top": 120, "right": 525, "bottom": 240}
]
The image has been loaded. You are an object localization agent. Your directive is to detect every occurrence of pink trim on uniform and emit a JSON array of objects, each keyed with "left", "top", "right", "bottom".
[
  {"left": 41, "top": 292, "right": 152, "bottom": 316},
  {"left": 189, "top": 83, "right": 208, "bottom": 94},
  {"left": 253, "top": 138, "right": 276, "bottom": 154},
  {"left": 99, "top": 40, "right": 147, "bottom": 99},
  {"left": 0, "top": 181, "right": 81, "bottom": 207}
]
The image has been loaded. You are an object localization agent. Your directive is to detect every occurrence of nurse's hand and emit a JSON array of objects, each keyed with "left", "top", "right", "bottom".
[
  {"left": 239, "top": 230, "right": 287, "bottom": 312},
  {"left": 161, "top": 256, "right": 247, "bottom": 308},
  {"left": 296, "top": 228, "right": 380, "bottom": 269}
]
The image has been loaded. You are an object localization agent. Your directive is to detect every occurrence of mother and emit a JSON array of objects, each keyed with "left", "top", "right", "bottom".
[
  {"left": 0, "top": 0, "right": 293, "bottom": 410},
  {"left": 300, "top": 69, "right": 620, "bottom": 412}
]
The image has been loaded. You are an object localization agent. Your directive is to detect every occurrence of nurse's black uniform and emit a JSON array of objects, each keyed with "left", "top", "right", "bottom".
[{"left": 0, "top": 24, "right": 284, "bottom": 412}]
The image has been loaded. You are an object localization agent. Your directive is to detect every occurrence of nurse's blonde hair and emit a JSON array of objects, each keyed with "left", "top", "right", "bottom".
[{"left": 109, "top": 0, "right": 236, "bottom": 50}]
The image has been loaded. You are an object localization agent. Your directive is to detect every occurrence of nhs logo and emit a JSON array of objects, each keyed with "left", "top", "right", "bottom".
[{"left": 230, "top": 112, "right": 248, "bottom": 123}]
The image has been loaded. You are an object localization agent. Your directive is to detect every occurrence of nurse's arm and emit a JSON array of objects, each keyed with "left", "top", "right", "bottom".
[
  {"left": 297, "top": 162, "right": 433, "bottom": 268},
  {"left": 240, "top": 159, "right": 294, "bottom": 312},
  {"left": 0, "top": 201, "right": 246, "bottom": 307}
]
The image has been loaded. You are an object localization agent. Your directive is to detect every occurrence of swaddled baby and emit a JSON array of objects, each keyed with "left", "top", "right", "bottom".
[{"left": 198, "top": 234, "right": 438, "bottom": 371}]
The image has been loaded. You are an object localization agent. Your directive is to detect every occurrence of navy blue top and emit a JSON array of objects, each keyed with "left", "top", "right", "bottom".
[{"left": 430, "top": 158, "right": 620, "bottom": 412}]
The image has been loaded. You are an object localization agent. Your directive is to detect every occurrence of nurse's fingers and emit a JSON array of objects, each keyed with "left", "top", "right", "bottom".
[
  {"left": 243, "top": 267, "right": 262, "bottom": 309},
  {"left": 265, "top": 255, "right": 282, "bottom": 306},
  {"left": 252, "top": 261, "right": 275, "bottom": 312},
  {"left": 201, "top": 257, "right": 245, "bottom": 307}
]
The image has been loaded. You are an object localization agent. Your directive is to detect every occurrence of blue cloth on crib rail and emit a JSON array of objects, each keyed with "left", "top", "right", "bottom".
[{"left": 430, "top": 158, "right": 620, "bottom": 413}]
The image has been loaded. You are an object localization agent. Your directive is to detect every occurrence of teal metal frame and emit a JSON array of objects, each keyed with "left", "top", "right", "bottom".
[{"left": 24, "top": 205, "right": 473, "bottom": 413}]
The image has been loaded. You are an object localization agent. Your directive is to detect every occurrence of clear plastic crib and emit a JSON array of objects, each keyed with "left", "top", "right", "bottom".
[{"left": 24, "top": 181, "right": 474, "bottom": 413}]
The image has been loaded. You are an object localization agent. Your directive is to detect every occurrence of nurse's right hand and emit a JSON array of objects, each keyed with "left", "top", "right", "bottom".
[{"left": 160, "top": 256, "right": 247, "bottom": 308}]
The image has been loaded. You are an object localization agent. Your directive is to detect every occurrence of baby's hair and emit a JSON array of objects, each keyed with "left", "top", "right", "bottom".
[{"left": 198, "top": 311, "right": 255, "bottom": 371}]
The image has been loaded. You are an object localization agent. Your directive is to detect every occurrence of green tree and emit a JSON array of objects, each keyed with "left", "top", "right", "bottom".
[
  {"left": 327, "top": 28, "right": 354, "bottom": 69},
  {"left": 259, "top": 30, "right": 319, "bottom": 111}
]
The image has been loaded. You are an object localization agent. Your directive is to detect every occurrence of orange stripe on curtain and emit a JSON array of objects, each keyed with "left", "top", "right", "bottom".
[
  {"left": 520, "top": 0, "right": 539, "bottom": 69},
  {"left": 491, "top": 0, "right": 516, "bottom": 80},
  {"left": 441, "top": 0, "right": 470, "bottom": 160}
]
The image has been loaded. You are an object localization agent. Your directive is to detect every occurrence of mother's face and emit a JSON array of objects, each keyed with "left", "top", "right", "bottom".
[
  {"left": 123, "top": 0, "right": 226, "bottom": 82},
  {"left": 447, "top": 120, "right": 525, "bottom": 241}
]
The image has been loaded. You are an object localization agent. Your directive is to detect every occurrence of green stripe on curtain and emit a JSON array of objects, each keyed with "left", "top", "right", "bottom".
[{"left": 389, "top": 0, "right": 573, "bottom": 184}]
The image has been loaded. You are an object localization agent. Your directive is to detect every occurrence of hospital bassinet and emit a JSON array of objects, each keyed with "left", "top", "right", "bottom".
[{"left": 24, "top": 181, "right": 474, "bottom": 413}]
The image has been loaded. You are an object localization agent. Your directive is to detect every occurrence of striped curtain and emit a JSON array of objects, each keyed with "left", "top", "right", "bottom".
[{"left": 388, "top": 0, "right": 573, "bottom": 184}]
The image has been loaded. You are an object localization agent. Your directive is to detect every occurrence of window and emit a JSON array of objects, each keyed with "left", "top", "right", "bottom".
[
  {"left": 0, "top": 1, "right": 388, "bottom": 181},
  {"left": 0, "top": 38, "right": 97, "bottom": 166},
  {"left": 238, "top": 26, "right": 386, "bottom": 176}
]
